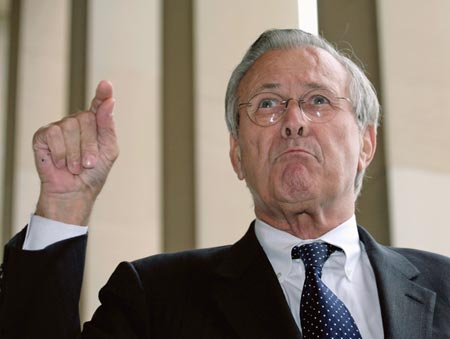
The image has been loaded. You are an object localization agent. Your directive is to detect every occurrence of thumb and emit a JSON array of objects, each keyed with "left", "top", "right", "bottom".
[
  {"left": 96, "top": 97, "right": 117, "bottom": 145},
  {"left": 90, "top": 80, "right": 113, "bottom": 113}
]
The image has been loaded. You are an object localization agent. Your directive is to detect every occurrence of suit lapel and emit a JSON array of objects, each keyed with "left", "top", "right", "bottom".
[
  {"left": 358, "top": 227, "right": 436, "bottom": 339},
  {"left": 210, "top": 223, "right": 438, "bottom": 338},
  {"left": 211, "top": 223, "right": 301, "bottom": 339}
]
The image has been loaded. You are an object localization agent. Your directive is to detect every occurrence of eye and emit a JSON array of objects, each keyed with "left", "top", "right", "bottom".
[
  {"left": 311, "top": 95, "right": 330, "bottom": 105},
  {"left": 257, "top": 98, "right": 279, "bottom": 109}
]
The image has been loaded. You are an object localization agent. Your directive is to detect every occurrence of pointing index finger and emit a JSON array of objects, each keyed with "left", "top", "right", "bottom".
[{"left": 89, "top": 80, "right": 113, "bottom": 113}]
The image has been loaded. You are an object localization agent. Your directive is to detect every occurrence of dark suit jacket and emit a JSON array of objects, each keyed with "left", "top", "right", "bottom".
[{"left": 0, "top": 223, "right": 449, "bottom": 338}]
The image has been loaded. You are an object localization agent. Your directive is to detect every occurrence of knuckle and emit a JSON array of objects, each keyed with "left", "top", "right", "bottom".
[
  {"left": 32, "top": 125, "right": 47, "bottom": 144},
  {"left": 60, "top": 117, "right": 80, "bottom": 133},
  {"left": 77, "top": 111, "right": 96, "bottom": 124},
  {"left": 45, "top": 124, "right": 63, "bottom": 140}
]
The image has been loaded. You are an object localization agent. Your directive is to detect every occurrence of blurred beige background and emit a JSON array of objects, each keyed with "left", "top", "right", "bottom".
[{"left": 1, "top": 0, "right": 449, "bottom": 321}]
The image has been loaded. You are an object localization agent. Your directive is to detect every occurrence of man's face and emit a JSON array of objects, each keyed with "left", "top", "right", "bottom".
[{"left": 230, "top": 47, "right": 376, "bottom": 225}]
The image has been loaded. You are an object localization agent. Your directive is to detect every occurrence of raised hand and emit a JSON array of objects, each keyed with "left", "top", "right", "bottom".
[{"left": 32, "top": 81, "right": 119, "bottom": 225}]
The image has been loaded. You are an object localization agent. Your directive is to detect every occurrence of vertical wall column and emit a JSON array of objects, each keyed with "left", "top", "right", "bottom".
[
  {"left": 84, "top": 0, "right": 162, "bottom": 320},
  {"left": 298, "top": 0, "right": 318, "bottom": 34},
  {"left": 1, "top": 0, "right": 17, "bottom": 250},
  {"left": 318, "top": 0, "right": 390, "bottom": 244},
  {"left": 378, "top": 0, "right": 450, "bottom": 256},
  {"left": 162, "top": 0, "right": 196, "bottom": 252},
  {"left": 68, "top": 0, "right": 88, "bottom": 114},
  {"left": 12, "top": 0, "right": 71, "bottom": 233}
]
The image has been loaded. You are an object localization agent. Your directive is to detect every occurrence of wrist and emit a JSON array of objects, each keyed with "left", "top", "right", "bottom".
[{"left": 35, "top": 191, "right": 95, "bottom": 226}]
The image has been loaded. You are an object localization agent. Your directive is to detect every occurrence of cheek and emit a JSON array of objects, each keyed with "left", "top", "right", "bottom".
[
  {"left": 341, "top": 129, "right": 362, "bottom": 174},
  {"left": 241, "top": 140, "right": 268, "bottom": 172},
  {"left": 324, "top": 125, "right": 361, "bottom": 173},
  {"left": 239, "top": 133, "right": 278, "bottom": 183}
]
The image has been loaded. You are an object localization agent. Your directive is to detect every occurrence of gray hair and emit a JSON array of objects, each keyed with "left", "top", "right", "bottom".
[{"left": 224, "top": 29, "right": 380, "bottom": 197}]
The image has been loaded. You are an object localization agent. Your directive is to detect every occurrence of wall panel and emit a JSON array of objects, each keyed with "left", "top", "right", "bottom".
[
  {"left": 378, "top": 0, "right": 450, "bottom": 256},
  {"left": 84, "top": 0, "right": 161, "bottom": 319},
  {"left": 13, "top": 0, "right": 70, "bottom": 232}
]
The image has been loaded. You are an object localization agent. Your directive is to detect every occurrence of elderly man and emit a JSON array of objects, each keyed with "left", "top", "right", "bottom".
[{"left": 1, "top": 29, "right": 449, "bottom": 339}]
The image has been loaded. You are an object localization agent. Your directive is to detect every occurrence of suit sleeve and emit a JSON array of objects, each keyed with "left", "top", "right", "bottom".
[
  {"left": 82, "top": 261, "right": 151, "bottom": 338},
  {"left": 0, "top": 227, "right": 87, "bottom": 338},
  {"left": 0, "top": 228, "right": 151, "bottom": 339}
]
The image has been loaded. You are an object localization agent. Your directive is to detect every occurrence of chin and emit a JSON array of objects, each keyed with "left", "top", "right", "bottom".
[
  {"left": 281, "top": 163, "right": 315, "bottom": 189},
  {"left": 275, "top": 186, "right": 317, "bottom": 204},
  {"left": 270, "top": 164, "right": 318, "bottom": 202}
]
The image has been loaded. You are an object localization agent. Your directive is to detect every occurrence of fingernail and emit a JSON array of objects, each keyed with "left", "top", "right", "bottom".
[{"left": 83, "top": 155, "right": 96, "bottom": 168}]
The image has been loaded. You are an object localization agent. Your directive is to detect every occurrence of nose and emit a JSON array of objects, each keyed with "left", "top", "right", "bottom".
[{"left": 281, "top": 98, "right": 307, "bottom": 139}]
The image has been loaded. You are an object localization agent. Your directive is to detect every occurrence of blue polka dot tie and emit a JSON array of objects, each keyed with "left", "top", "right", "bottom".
[{"left": 291, "top": 242, "right": 362, "bottom": 339}]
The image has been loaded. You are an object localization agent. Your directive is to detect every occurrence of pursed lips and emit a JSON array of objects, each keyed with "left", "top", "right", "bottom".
[{"left": 274, "top": 147, "right": 318, "bottom": 162}]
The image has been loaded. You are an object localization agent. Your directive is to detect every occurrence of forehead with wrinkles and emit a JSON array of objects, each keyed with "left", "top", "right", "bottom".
[{"left": 237, "top": 46, "right": 350, "bottom": 99}]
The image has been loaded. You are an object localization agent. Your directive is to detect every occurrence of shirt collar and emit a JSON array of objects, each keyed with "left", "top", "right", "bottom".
[{"left": 254, "top": 215, "right": 361, "bottom": 281}]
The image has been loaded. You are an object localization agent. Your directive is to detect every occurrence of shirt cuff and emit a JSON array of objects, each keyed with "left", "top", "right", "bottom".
[{"left": 23, "top": 214, "right": 88, "bottom": 250}]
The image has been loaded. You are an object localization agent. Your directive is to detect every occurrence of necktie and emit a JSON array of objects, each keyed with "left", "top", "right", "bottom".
[{"left": 291, "top": 242, "right": 362, "bottom": 339}]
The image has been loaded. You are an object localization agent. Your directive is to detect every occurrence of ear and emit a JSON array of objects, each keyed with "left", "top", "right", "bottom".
[
  {"left": 229, "top": 134, "right": 245, "bottom": 180},
  {"left": 358, "top": 125, "right": 377, "bottom": 172}
]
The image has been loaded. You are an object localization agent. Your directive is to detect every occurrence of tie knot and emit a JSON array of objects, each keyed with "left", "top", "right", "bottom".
[{"left": 291, "top": 242, "right": 337, "bottom": 269}]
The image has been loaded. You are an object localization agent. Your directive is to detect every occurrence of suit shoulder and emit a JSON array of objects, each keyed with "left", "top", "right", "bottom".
[
  {"left": 389, "top": 246, "right": 450, "bottom": 291},
  {"left": 130, "top": 245, "right": 232, "bottom": 281},
  {"left": 391, "top": 246, "right": 450, "bottom": 271}
]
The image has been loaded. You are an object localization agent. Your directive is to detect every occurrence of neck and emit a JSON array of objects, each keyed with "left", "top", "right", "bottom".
[{"left": 254, "top": 198, "right": 355, "bottom": 239}]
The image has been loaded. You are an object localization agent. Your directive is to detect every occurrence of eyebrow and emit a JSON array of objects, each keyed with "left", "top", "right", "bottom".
[
  {"left": 253, "top": 83, "right": 281, "bottom": 92},
  {"left": 253, "top": 82, "right": 330, "bottom": 93},
  {"left": 301, "top": 82, "right": 328, "bottom": 90}
]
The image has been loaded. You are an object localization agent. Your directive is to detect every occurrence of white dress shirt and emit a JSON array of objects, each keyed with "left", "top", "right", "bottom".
[
  {"left": 254, "top": 216, "right": 384, "bottom": 339},
  {"left": 23, "top": 215, "right": 87, "bottom": 250},
  {"left": 23, "top": 214, "right": 384, "bottom": 337}
]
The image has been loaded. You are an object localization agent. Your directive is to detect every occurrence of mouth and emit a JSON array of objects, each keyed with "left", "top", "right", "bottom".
[{"left": 276, "top": 148, "right": 315, "bottom": 161}]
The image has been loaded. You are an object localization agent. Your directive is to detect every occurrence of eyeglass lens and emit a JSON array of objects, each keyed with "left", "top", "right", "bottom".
[{"left": 246, "top": 89, "right": 347, "bottom": 126}]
